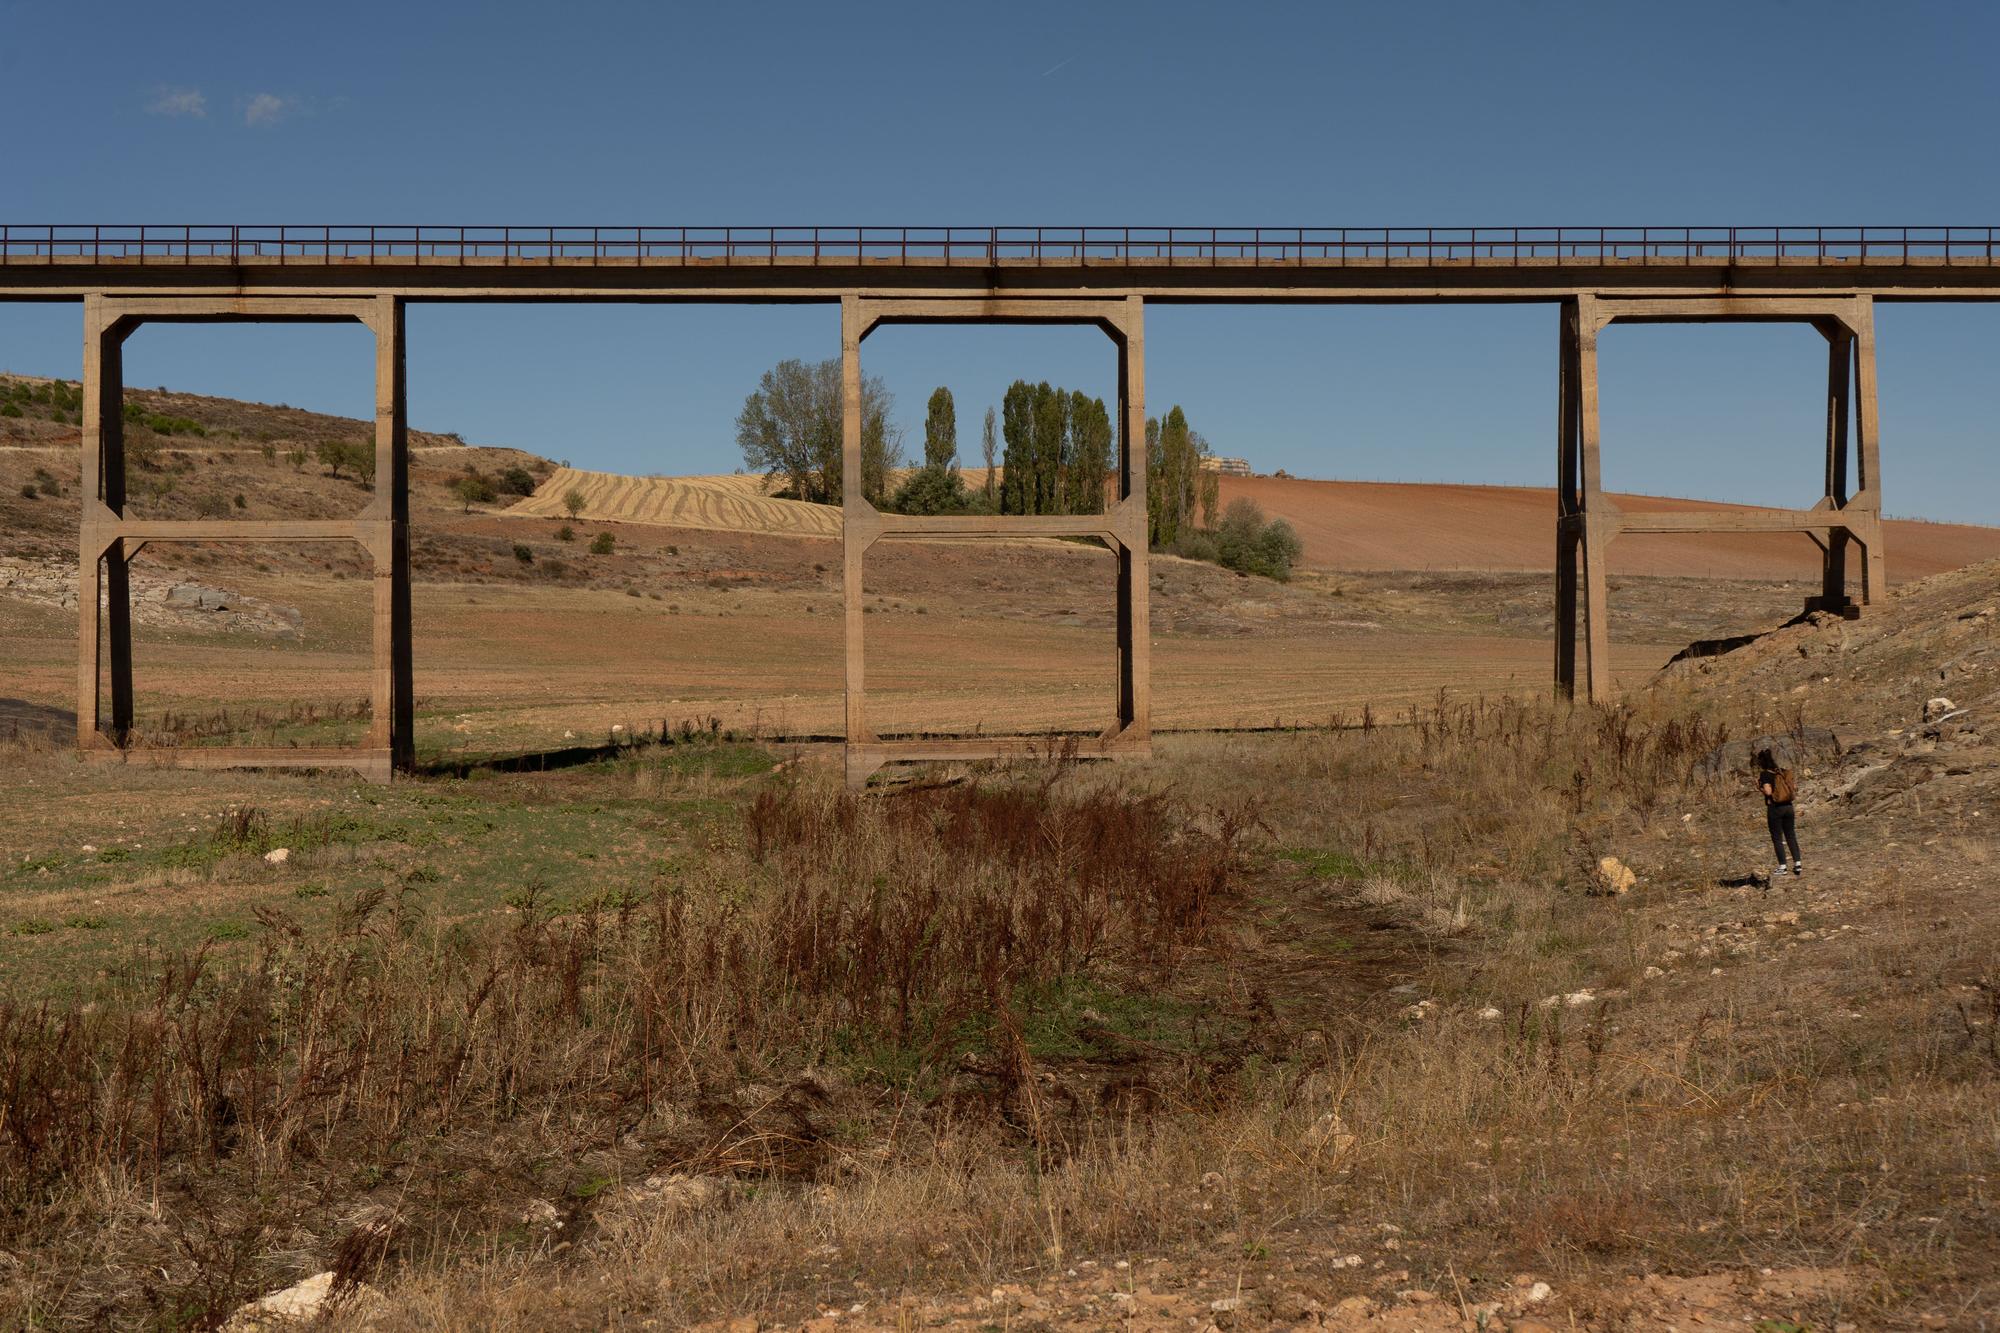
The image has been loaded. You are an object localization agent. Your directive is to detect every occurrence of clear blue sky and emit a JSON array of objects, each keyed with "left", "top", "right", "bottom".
[{"left": 1, "top": 0, "right": 1995, "bottom": 522}]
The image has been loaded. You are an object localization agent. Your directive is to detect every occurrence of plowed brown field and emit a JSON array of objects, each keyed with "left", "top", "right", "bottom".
[
  {"left": 1217, "top": 475, "right": 2000, "bottom": 581},
  {"left": 513, "top": 469, "right": 2000, "bottom": 583}
]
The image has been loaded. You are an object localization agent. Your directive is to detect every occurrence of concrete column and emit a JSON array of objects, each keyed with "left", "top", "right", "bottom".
[
  {"left": 1555, "top": 523, "right": 1579, "bottom": 696},
  {"left": 1555, "top": 299, "right": 1579, "bottom": 698},
  {"left": 840, "top": 295, "right": 877, "bottom": 787},
  {"left": 363, "top": 295, "right": 414, "bottom": 770},
  {"left": 1573, "top": 297, "right": 1614, "bottom": 703},
  {"left": 1851, "top": 297, "right": 1887, "bottom": 604},
  {"left": 77, "top": 297, "right": 133, "bottom": 747},
  {"left": 1114, "top": 295, "right": 1150, "bottom": 738},
  {"left": 1819, "top": 321, "right": 1854, "bottom": 610}
]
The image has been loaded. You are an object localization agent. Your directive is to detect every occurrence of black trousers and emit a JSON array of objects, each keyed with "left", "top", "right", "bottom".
[{"left": 1767, "top": 802, "right": 1800, "bottom": 865}]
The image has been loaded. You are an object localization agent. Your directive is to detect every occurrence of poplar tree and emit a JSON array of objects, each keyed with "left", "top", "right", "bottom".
[
  {"left": 981, "top": 406, "right": 997, "bottom": 504},
  {"left": 890, "top": 385, "right": 971, "bottom": 514},
  {"left": 1031, "top": 382, "right": 1066, "bottom": 514},
  {"left": 922, "top": 386, "right": 957, "bottom": 474},
  {"left": 1065, "top": 391, "right": 1112, "bottom": 514},
  {"left": 1146, "top": 406, "right": 1208, "bottom": 545},
  {"left": 1000, "top": 380, "right": 1036, "bottom": 514}
]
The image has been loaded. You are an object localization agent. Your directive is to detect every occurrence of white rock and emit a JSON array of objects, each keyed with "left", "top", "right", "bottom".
[
  {"left": 632, "top": 1173, "right": 717, "bottom": 1213},
  {"left": 1562, "top": 990, "right": 1595, "bottom": 1007},
  {"left": 1210, "top": 1297, "right": 1243, "bottom": 1312},
  {"left": 1644, "top": 966, "right": 1665, "bottom": 979},
  {"left": 1923, "top": 697, "right": 1957, "bottom": 723},
  {"left": 562, "top": 729, "right": 577, "bottom": 739},
  {"left": 263, "top": 848, "right": 290, "bottom": 866},
  {"left": 80, "top": 844, "right": 96, "bottom": 854},
  {"left": 223, "top": 1271, "right": 377, "bottom": 1330},
  {"left": 1477, "top": 1006, "right": 1503, "bottom": 1020},
  {"left": 1525, "top": 1280, "right": 1553, "bottom": 1304}
]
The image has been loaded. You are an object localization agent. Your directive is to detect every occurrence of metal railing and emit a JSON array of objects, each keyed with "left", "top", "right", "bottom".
[{"left": 2, "top": 225, "right": 1998, "bottom": 267}]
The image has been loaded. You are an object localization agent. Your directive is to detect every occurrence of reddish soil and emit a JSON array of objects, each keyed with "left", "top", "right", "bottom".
[{"left": 1220, "top": 475, "right": 2000, "bottom": 581}]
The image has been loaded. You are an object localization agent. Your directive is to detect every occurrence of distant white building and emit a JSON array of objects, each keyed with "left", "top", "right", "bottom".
[{"left": 1200, "top": 456, "right": 1253, "bottom": 476}]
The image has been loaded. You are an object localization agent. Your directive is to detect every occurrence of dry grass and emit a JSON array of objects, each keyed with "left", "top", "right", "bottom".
[
  {"left": 0, "top": 764, "right": 1253, "bottom": 1327},
  {"left": 4, "top": 693, "right": 1995, "bottom": 1328}
]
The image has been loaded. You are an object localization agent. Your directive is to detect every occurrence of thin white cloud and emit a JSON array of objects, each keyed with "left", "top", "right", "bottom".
[
  {"left": 243, "top": 93, "right": 291, "bottom": 127},
  {"left": 148, "top": 87, "right": 207, "bottom": 118}
]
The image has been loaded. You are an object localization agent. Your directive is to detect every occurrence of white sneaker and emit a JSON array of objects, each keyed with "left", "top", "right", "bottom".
[
  {"left": 1773, "top": 864, "right": 1789, "bottom": 878},
  {"left": 1792, "top": 863, "right": 1804, "bottom": 877}
]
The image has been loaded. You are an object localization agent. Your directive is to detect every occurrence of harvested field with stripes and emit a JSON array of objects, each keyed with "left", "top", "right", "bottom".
[{"left": 508, "top": 467, "right": 841, "bottom": 537}]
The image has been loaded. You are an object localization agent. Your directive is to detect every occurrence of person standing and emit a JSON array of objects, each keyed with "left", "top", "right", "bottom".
[{"left": 1757, "top": 748, "right": 1802, "bottom": 879}]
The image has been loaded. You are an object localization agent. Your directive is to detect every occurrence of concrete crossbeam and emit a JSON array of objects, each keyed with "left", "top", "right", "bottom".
[
  {"left": 74, "top": 295, "right": 412, "bottom": 779},
  {"left": 51, "top": 274, "right": 1915, "bottom": 783},
  {"left": 841, "top": 295, "right": 1149, "bottom": 789},
  {"left": 1555, "top": 294, "right": 1885, "bottom": 703}
]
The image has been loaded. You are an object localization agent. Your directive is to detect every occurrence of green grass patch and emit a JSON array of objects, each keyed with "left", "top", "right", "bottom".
[
  {"left": 1277, "top": 846, "right": 1371, "bottom": 880},
  {"left": 1014, "top": 976, "right": 1213, "bottom": 1061}
]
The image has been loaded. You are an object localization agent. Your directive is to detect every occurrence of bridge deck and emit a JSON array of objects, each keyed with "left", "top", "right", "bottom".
[{"left": 5, "top": 225, "right": 2000, "bottom": 300}]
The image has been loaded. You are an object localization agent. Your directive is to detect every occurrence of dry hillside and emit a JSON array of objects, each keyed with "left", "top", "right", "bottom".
[
  {"left": 1219, "top": 474, "right": 2000, "bottom": 581},
  {"left": 509, "top": 466, "right": 841, "bottom": 538},
  {"left": 8, "top": 371, "right": 1993, "bottom": 582}
]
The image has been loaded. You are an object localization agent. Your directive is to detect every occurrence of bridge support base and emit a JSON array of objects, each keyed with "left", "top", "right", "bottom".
[
  {"left": 839, "top": 295, "right": 1152, "bottom": 789},
  {"left": 1555, "top": 294, "right": 1885, "bottom": 704},
  {"left": 75, "top": 294, "right": 413, "bottom": 780}
]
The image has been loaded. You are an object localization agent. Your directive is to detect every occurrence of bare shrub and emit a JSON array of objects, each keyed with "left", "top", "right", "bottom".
[{"left": 0, "top": 766, "right": 1251, "bottom": 1323}]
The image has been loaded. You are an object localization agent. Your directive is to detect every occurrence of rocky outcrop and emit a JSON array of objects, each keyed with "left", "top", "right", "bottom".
[{"left": 1, "top": 558, "right": 303, "bottom": 638}]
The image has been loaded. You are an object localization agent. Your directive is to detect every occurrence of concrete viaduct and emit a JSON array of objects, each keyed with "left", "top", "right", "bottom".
[{"left": 4, "top": 225, "right": 1996, "bottom": 786}]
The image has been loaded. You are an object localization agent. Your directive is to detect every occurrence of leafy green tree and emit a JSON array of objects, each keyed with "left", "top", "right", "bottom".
[
  {"left": 1146, "top": 406, "right": 1207, "bottom": 546},
  {"left": 454, "top": 472, "right": 497, "bottom": 512},
  {"left": 890, "top": 385, "right": 970, "bottom": 514},
  {"left": 923, "top": 387, "right": 958, "bottom": 475},
  {"left": 999, "top": 380, "right": 1036, "bottom": 515},
  {"left": 563, "top": 487, "right": 586, "bottom": 519},
  {"left": 735, "top": 358, "right": 901, "bottom": 505},
  {"left": 890, "top": 465, "right": 971, "bottom": 515},
  {"left": 1030, "top": 383, "right": 1066, "bottom": 514},
  {"left": 1211, "top": 498, "right": 1303, "bottom": 580},
  {"left": 1064, "top": 392, "right": 1113, "bottom": 514},
  {"left": 981, "top": 406, "right": 997, "bottom": 504},
  {"left": 316, "top": 439, "right": 376, "bottom": 487}
]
